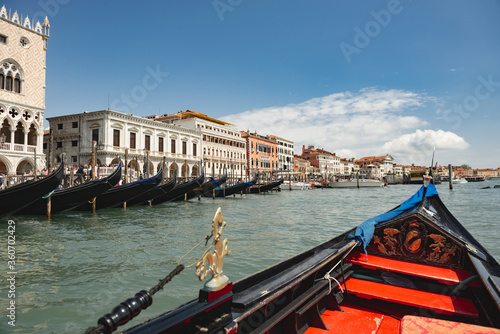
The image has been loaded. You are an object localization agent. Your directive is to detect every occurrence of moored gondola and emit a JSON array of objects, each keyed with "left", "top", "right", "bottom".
[
  {"left": 16, "top": 162, "right": 122, "bottom": 216},
  {"left": 0, "top": 162, "right": 64, "bottom": 216},
  {"left": 87, "top": 178, "right": 500, "bottom": 334},
  {"left": 204, "top": 175, "right": 257, "bottom": 198},
  {"left": 124, "top": 174, "right": 177, "bottom": 207},
  {"left": 73, "top": 168, "right": 162, "bottom": 211},
  {"left": 148, "top": 171, "right": 205, "bottom": 204},
  {"left": 176, "top": 172, "right": 228, "bottom": 201},
  {"left": 249, "top": 178, "right": 283, "bottom": 194}
]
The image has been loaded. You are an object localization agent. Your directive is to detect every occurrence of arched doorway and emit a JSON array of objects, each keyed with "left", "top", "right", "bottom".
[
  {"left": 110, "top": 157, "right": 120, "bottom": 166},
  {"left": 0, "top": 159, "right": 7, "bottom": 174},
  {"left": 169, "top": 162, "right": 178, "bottom": 178},
  {"left": 16, "top": 160, "right": 33, "bottom": 175},
  {"left": 86, "top": 158, "right": 102, "bottom": 166},
  {"left": 128, "top": 160, "right": 138, "bottom": 170},
  {"left": 191, "top": 165, "right": 199, "bottom": 177},
  {"left": 144, "top": 161, "right": 154, "bottom": 177}
]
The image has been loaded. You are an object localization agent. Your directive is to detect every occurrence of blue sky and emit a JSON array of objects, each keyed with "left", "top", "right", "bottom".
[{"left": 8, "top": 0, "right": 500, "bottom": 167}]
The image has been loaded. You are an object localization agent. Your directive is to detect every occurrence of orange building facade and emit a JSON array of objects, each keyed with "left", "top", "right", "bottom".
[{"left": 241, "top": 131, "right": 278, "bottom": 175}]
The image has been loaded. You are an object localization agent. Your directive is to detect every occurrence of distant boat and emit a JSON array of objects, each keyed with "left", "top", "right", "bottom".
[
  {"left": 328, "top": 179, "right": 384, "bottom": 188},
  {"left": 0, "top": 163, "right": 64, "bottom": 216},
  {"left": 409, "top": 170, "right": 427, "bottom": 184},
  {"left": 451, "top": 177, "right": 468, "bottom": 184},
  {"left": 465, "top": 176, "right": 485, "bottom": 182},
  {"left": 282, "top": 180, "right": 312, "bottom": 190}
]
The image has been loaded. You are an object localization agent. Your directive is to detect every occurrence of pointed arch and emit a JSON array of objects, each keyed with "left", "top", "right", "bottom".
[
  {"left": 28, "top": 123, "right": 37, "bottom": 145},
  {"left": 14, "top": 121, "right": 24, "bottom": 144},
  {"left": 1, "top": 119, "right": 11, "bottom": 143},
  {"left": 1, "top": 59, "right": 24, "bottom": 94}
]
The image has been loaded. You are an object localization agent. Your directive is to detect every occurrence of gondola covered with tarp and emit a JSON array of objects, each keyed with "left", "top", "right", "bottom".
[
  {"left": 86, "top": 180, "right": 500, "bottom": 334},
  {"left": 0, "top": 162, "right": 64, "bottom": 216}
]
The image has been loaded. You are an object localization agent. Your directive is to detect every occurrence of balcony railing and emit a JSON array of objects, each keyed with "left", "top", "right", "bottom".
[{"left": 0, "top": 143, "right": 38, "bottom": 153}]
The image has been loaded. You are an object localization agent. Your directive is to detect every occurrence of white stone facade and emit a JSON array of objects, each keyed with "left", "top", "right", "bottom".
[
  {"left": 0, "top": 6, "right": 50, "bottom": 175},
  {"left": 44, "top": 110, "right": 202, "bottom": 180},
  {"left": 270, "top": 135, "right": 294, "bottom": 172},
  {"left": 172, "top": 115, "right": 247, "bottom": 180}
]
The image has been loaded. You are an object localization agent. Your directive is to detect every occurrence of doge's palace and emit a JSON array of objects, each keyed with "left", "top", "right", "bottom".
[{"left": 0, "top": 5, "right": 50, "bottom": 175}]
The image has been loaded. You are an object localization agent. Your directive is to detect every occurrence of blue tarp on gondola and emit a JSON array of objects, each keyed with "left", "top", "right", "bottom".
[{"left": 351, "top": 184, "right": 439, "bottom": 251}]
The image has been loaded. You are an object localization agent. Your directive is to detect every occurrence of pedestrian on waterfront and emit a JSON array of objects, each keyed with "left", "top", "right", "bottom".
[{"left": 76, "top": 165, "right": 84, "bottom": 184}]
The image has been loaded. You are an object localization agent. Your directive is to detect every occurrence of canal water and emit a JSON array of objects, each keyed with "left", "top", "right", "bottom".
[{"left": 1, "top": 181, "right": 499, "bottom": 333}]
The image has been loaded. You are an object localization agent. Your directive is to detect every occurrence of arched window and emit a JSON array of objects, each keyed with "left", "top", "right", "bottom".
[
  {"left": 14, "top": 122, "right": 24, "bottom": 144},
  {"left": 0, "top": 62, "right": 23, "bottom": 93},
  {"left": 14, "top": 74, "right": 21, "bottom": 93}
]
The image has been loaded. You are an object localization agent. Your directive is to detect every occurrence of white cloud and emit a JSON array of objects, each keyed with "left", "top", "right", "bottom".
[
  {"left": 381, "top": 129, "right": 469, "bottom": 164},
  {"left": 222, "top": 88, "right": 468, "bottom": 165}
]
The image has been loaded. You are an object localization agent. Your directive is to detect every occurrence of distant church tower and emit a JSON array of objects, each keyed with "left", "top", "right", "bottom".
[{"left": 0, "top": 5, "right": 50, "bottom": 175}]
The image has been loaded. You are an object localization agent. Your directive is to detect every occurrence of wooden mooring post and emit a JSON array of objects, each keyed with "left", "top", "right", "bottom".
[{"left": 448, "top": 164, "right": 453, "bottom": 190}]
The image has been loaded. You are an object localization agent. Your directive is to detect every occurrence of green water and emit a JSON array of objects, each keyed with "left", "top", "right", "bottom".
[{"left": 1, "top": 182, "right": 499, "bottom": 333}]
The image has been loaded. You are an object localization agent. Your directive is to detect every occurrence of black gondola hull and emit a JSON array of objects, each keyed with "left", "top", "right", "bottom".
[
  {"left": 248, "top": 178, "right": 283, "bottom": 194},
  {"left": 124, "top": 175, "right": 177, "bottom": 207},
  {"left": 150, "top": 172, "right": 205, "bottom": 204},
  {"left": 74, "top": 168, "right": 162, "bottom": 211},
  {"left": 0, "top": 163, "right": 64, "bottom": 216},
  {"left": 16, "top": 163, "right": 122, "bottom": 215}
]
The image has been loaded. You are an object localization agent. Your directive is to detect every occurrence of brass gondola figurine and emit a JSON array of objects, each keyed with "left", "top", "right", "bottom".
[{"left": 195, "top": 207, "right": 230, "bottom": 291}]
